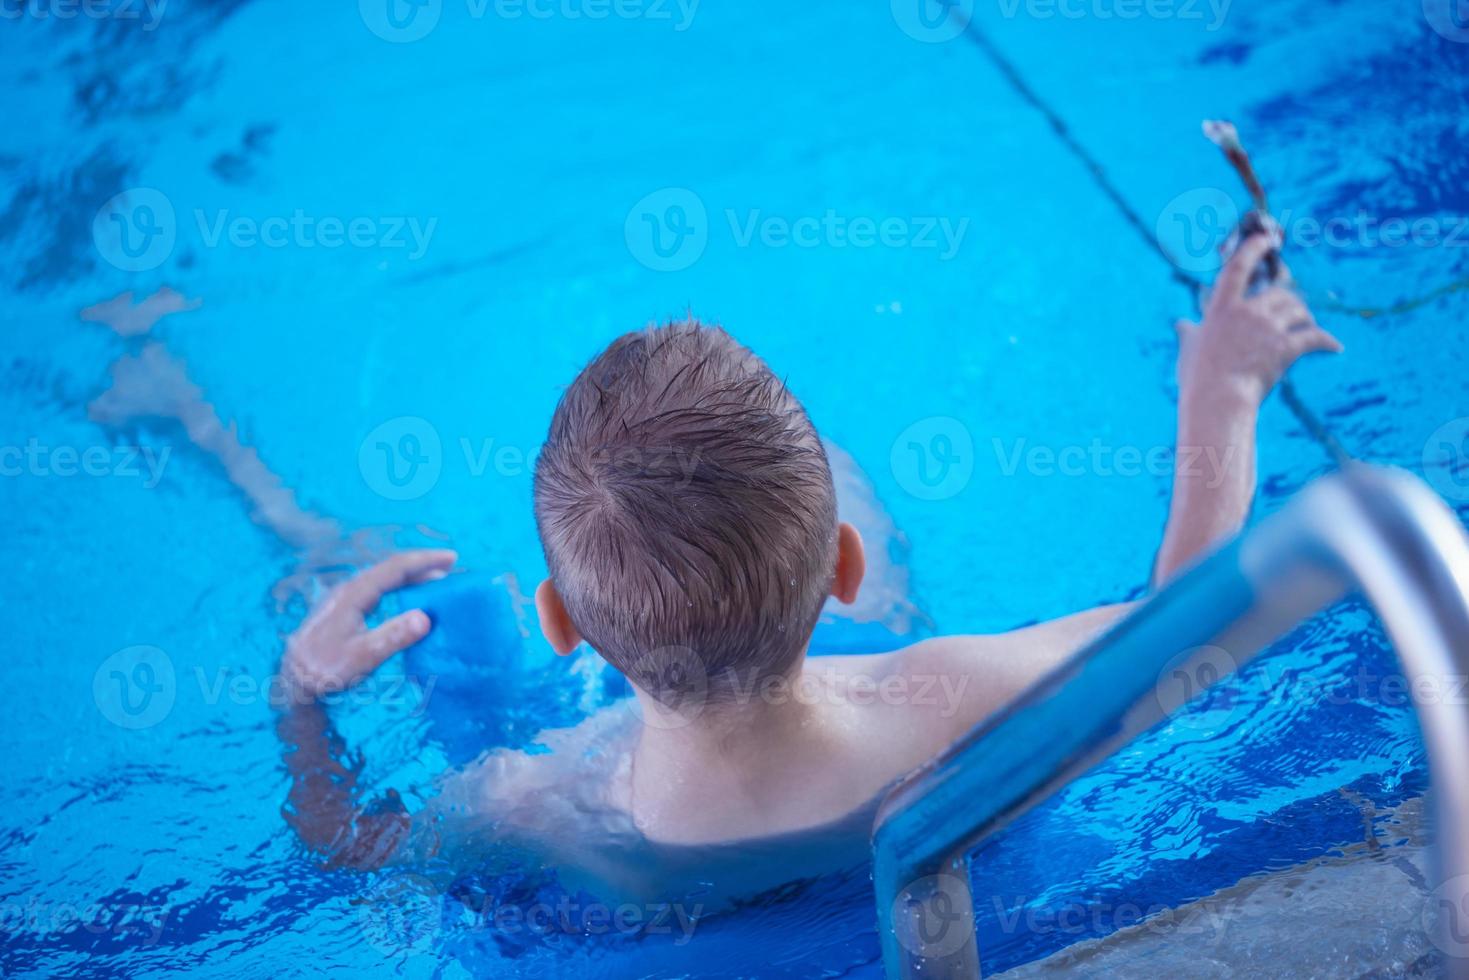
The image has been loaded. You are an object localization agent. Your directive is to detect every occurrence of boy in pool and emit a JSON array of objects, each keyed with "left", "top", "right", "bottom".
[{"left": 278, "top": 232, "right": 1341, "bottom": 875}]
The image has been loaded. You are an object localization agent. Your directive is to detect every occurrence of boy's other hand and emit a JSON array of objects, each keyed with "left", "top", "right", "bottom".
[
  {"left": 1174, "top": 231, "right": 1343, "bottom": 404},
  {"left": 280, "top": 549, "right": 457, "bottom": 701}
]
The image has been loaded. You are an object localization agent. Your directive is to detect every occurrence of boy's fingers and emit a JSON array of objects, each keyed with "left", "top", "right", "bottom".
[
  {"left": 1173, "top": 319, "right": 1198, "bottom": 357},
  {"left": 1294, "top": 325, "right": 1345, "bottom": 356},
  {"left": 1259, "top": 288, "right": 1311, "bottom": 323},
  {"left": 343, "top": 550, "right": 458, "bottom": 612},
  {"left": 352, "top": 609, "right": 432, "bottom": 667},
  {"left": 1215, "top": 232, "right": 1276, "bottom": 303}
]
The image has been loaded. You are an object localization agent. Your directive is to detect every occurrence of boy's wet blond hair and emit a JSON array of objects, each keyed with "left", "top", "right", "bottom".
[{"left": 533, "top": 319, "right": 838, "bottom": 703}]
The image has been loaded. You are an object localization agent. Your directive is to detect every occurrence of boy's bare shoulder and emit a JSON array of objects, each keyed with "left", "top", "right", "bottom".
[
  {"left": 822, "top": 602, "right": 1132, "bottom": 681},
  {"left": 820, "top": 603, "right": 1137, "bottom": 746},
  {"left": 452, "top": 707, "right": 637, "bottom": 808},
  {"left": 899, "top": 602, "right": 1134, "bottom": 673}
]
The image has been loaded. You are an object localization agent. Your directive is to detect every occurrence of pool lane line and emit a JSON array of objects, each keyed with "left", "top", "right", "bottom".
[
  {"left": 949, "top": 14, "right": 1204, "bottom": 294},
  {"left": 947, "top": 12, "right": 1351, "bottom": 466},
  {"left": 1278, "top": 381, "right": 1351, "bottom": 464},
  {"left": 1320, "top": 274, "right": 1469, "bottom": 321}
]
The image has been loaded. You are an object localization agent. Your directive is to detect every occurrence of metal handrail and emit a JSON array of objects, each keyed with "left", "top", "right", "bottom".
[{"left": 871, "top": 464, "right": 1469, "bottom": 979}]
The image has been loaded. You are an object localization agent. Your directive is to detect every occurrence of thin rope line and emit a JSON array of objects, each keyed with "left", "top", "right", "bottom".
[
  {"left": 953, "top": 16, "right": 1202, "bottom": 290},
  {"left": 949, "top": 10, "right": 1351, "bottom": 464},
  {"left": 1320, "top": 274, "right": 1469, "bottom": 320}
]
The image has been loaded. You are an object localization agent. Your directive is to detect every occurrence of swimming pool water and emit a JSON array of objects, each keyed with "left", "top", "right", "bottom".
[{"left": 2, "top": 1, "right": 1468, "bottom": 976}]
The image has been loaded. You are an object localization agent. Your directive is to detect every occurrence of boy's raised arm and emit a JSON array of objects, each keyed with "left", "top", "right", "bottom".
[
  {"left": 1152, "top": 231, "right": 1341, "bottom": 585},
  {"left": 902, "top": 232, "right": 1342, "bottom": 738}
]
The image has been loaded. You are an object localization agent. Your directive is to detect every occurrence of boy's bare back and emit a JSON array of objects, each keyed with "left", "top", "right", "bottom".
[{"left": 276, "top": 233, "right": 1340, "bottom": 889}]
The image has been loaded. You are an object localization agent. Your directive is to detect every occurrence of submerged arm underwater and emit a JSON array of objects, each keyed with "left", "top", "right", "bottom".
[
  {"left": 276, "top": 700, "right": 411, "bottom": 871},
  {"left": 275, "top": 549, "right": 458, "bottom": 870}
]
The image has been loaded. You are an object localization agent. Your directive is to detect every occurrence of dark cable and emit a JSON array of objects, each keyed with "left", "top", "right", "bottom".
[{"left": 951, "top": 11, "right": 1351, "bottom": 464}]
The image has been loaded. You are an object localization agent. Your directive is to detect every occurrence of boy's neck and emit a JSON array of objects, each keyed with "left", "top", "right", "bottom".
[
  {"left": 633, "top": 681, "right": 818, "bottom": 755},
  {"left": 627, "top": 673, "right": 841, "bottom": 834}
]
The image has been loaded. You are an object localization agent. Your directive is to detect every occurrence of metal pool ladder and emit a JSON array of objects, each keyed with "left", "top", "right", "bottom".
[{"left": 872, "top": 464, "right": 1469, "bottom": 979}]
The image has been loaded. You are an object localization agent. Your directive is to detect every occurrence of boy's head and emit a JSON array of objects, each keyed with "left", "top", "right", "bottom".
[{"left": 533, "top": 319, "right": 863, "bottom": 705}]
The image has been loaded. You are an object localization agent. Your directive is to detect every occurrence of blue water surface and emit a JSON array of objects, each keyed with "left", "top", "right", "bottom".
[{"left": 2, "top": 0, "right": 1468, "bottom": 976}]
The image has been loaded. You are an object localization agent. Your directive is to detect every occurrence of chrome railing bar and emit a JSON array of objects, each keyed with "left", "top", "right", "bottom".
[{"left": 872, "top": 464, "right": 1469, "bottom": 979}]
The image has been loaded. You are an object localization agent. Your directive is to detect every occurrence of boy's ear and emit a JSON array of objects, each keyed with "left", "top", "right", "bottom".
[
  {"left": 832, "top": 522, "right": 866, "bottom": 605},
  {"left": 535, "top": 579, "right": 583, "bottom": 656}
]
